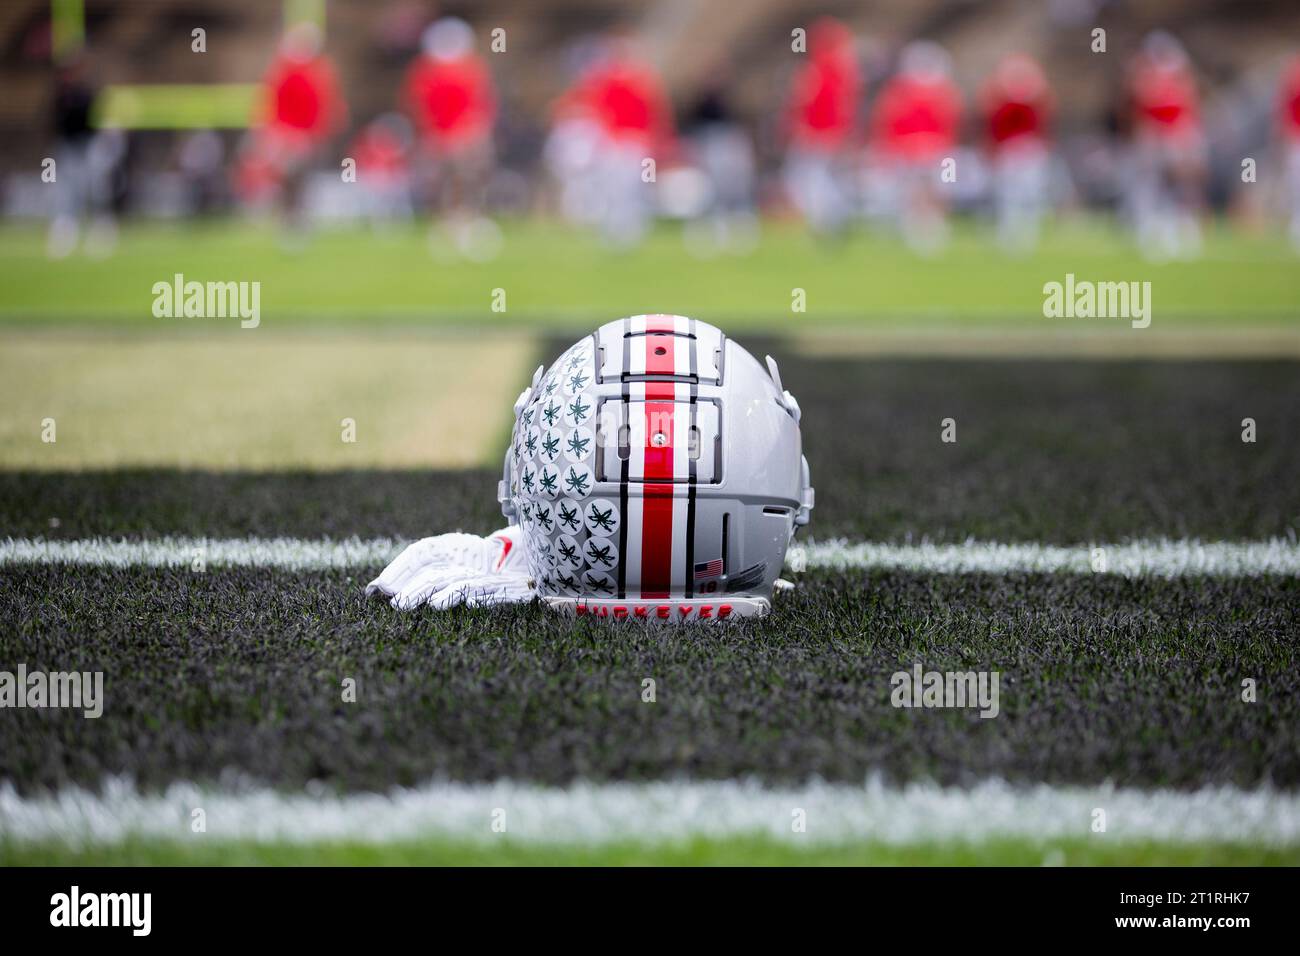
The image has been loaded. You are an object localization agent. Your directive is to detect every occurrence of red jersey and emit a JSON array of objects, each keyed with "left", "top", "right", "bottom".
[
  {"left": 987, "top": 101, "right": 1044, "bottom": 144},
  {"left": 787, "top": 19, "right": 860, "bottom": 150},
  {"left": 871, "top": 74, "right": 962, "bottom": 161},
  {"left": 1279, "top": 56, "right": 1300, "bottom": 142},
  {"left": 1130, "top": 60, "right": 1200, "bottom": 140},
  {"left": 561, "top": 57, "right": 674, "bottom": 151},
  {"left": 982, "top": 55, "right": 1052, "bottom": 149},
  {"left": 262, "top": 54, "right": 344, "bottom": 141},
  {"left": 403, "top": 54, "right": 496, "bottom": 150}
]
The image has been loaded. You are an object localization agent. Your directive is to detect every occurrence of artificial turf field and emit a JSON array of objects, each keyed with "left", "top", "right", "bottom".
[{"left": 1, "top": 222, "right": 1298, "bottom": 864}]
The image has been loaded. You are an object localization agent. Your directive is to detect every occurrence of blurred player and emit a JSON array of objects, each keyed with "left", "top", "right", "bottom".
[
  {"left": 981, "top": 53, "right": 1054, "bottom": 252},
  {"left": 1278, "top": 55, "right": 1300, "bottom": 250},
  {"left": 232, "top": 131, "right": 279, "bottom": 215},
  {"left": 544, "top": 40, "right": 605, "bottom": 228},
  {"left": 47, "top": 54, "right": 123, "bottom": 259},
  {"left": 347, "top": 114, "right": 414, "bottom": 228},
  {"left": 869, "top": 41, "right": 963, "bottom": 253},
  {"left": 257, "top": 22, "right": 347, "bottom": 242},
  {"left": 783, "top": 17, "right": 859, "bottom": 236},
  {"left": 552, "top": 36, "right": 675, "bottom": 247},
  {"left": 682, "top": 78, "right": 758, "bottom": 256},
  {"left": 1126, "top": 31, "right": 1205, "bottom": 259},
  {"left": 177, "top": 130, "right": 226, "bottom": 216},
  {"left": 403, "top": 17, "right": 498, "bottom": 259}
]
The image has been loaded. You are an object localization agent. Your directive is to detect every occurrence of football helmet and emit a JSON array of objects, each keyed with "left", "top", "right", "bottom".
[{"left": 499, "top": 315, "right": 813, "bottom": 619}]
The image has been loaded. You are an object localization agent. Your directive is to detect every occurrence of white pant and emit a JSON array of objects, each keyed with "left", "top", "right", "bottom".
[
  {"left": 992, "top": 146, "right": 1049, "bottom": 250},
  {"left": 783, "top": 148, "right": 850, "bottom": 233}
]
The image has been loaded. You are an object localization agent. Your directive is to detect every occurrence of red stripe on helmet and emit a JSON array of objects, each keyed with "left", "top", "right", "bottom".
[
  {"left": 640, "top": 485, "right": 674, "bottom": 599},
  {"left": 640, "top": 331, "right": 676, "bottom": 598},
  {"left": 643, "top": 315, "right": 677, "bottom": 333},
  {"left": 645, "top": 332, "right": 676, "bottom": 378}
]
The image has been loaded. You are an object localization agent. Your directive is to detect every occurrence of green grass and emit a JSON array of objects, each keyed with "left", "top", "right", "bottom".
[
  {"left": 1, "top": 219, "right": 1297, "bottom": 328},
  {"left": 4, "top": 836, "right": 1296, "bottom": 866},
  {"left": 0, "top": 330, "right": 532, "bottom": 469}
]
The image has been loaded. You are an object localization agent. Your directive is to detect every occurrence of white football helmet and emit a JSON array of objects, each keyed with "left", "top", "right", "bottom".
[{"left": 499, "top": 315, "right": 813, "bottom": 619}]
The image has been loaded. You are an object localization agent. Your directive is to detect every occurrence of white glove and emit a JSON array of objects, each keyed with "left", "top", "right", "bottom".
[{"left": 366, "top": 526, "right": 534, "bottom": 611}]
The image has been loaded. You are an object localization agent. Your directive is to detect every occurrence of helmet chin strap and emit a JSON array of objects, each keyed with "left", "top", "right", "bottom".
[
  {"left": 796, "top": 454, "right": 815, "bottom": 527},
  {"left": 765, "top": 354, "right": 804, "bottom": 423}
]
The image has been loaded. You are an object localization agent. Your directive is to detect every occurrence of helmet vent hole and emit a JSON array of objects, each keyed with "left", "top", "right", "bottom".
[
  {"left": 654, "top": 346, "right": 667, "bottom": 356},
  {"left": 687, "top": 425, "right": 701, "bottom": 460}
]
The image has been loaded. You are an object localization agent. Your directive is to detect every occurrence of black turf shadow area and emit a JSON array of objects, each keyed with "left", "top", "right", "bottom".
[
  {"left": 0, "top": 468, "right": 505, "bottom": 540},
  {"left": 1, "top": 565, "right": 1295, "bottom": 795},
  {"left": 775, "top": 355, "right": 1300, "bottom": 543}
]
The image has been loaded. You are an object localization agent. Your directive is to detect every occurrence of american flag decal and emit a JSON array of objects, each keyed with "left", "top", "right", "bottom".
[{"left": 694, "top": 558, "right": 723, "bottom": 579}]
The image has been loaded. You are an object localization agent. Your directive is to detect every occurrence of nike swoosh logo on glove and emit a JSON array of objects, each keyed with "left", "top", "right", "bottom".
[{"left": 493, "top": 535, "right": 513, "bottom": 572}]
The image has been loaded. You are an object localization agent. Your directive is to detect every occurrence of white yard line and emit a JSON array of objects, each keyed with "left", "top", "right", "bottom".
[
  {"left": 2, "top": 777, "right": 1297, "bottom": 847},
  {"left": 2, "top": 535, "right": 1298, "bottom": 577},
  {"left": 796, "top": 538, "right": 1300, "bottom": 578},
  {"left": 0, "top": 536, "right": 406, "bottom": 571}
]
